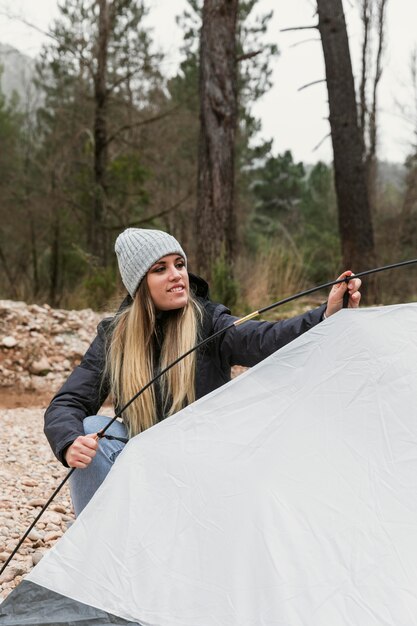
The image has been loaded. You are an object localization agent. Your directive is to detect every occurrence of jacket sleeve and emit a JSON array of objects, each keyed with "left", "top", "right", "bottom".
[
  {"left": 213, "top": 303, "right": 327, "bottom": 369},
  {"left": 44, "top": 319, "right": 111, "bottom": 466}
]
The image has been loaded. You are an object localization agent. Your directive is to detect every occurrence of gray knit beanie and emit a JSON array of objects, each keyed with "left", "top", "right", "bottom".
[{"left": 115, "top": 228, "right": 187, "bottom": 297}]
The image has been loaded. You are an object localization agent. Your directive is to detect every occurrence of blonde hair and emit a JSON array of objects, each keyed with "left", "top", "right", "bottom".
[{"left": 106, "top": 279, "right": 202, "bottom": 437}]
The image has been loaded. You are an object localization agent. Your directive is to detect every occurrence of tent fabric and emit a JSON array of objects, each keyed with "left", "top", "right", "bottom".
[
  {"left": 1, "top": 303, "right": 417, "bottom": 626},
  {"left": 0, "top": 580, "right": 141, "bottom": 625}
]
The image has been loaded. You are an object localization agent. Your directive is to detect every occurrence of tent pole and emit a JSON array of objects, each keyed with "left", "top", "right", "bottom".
[{"left": 1, "top": 257, "right": 416, "bottom": 577}]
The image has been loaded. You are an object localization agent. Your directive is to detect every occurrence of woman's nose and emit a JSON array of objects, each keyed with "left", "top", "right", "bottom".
[{"left": 168, "top": 266, "right": 181, "bottom": 280}]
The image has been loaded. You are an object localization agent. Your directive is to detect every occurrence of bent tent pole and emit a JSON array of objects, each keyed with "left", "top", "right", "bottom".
[{"left": 1, "top": 257, "right": 416, "bottom": 577}]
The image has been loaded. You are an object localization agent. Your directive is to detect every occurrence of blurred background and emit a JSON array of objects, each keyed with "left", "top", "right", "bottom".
[{"left": 0, "top": 0, "right": 415, "bottom": 312}]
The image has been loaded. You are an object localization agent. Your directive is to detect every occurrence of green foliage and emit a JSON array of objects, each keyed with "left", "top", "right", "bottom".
[
  {"left": 0, "top": 68, "right": 23, "bottom": 180},
  {"left": 24, "top": 0, "right": 165, "bottom": 302},
  {"left": 299, "top": 162, "right": 341, "bottom": 283},
  {"left": 108, "top": 154, "right": 150, "bottom": 208},
  {"left": 236, "top": 2, "right": 279, "bottom": 104},
  {"left": 82, "top": 265, "right": 118, "bottom": 310},
  {"left": 210, "top": 253, "right": 239, "bottom": 309},
  {"left": 245, "top": 154, "right": 341, "bottom": 290},
  {"left": 251, "top": 150, "right": 306, "bottom": 229}
]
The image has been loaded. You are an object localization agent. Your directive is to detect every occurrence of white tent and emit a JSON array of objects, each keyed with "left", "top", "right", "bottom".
[{"left": 1, "top": 304, "right": 417, "bottom": 626}]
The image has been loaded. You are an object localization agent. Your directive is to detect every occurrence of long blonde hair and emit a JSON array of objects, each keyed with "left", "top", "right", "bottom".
[{"left": 106, "top": 279, "right": 203, "bottom": 437}]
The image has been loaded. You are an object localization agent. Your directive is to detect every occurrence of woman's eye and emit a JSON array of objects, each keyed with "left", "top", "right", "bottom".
[
  {"left": 153, "top": 266, "right": 165, "bottom": 273},
  {"left": 176, "top": 262, "right": 185, "bottom": 269}
]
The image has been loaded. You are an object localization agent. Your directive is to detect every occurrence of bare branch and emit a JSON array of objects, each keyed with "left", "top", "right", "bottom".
[
  {"left": 298, "top": 79, "right": 326, "bottom": 92},
  {"left": 106, "top": 53, "right": 160, "bottom": 95},
  {"left": 106, "top": 66, "right": 142, "bottom": 95},
  {"left": 280, "top": 24, "right": 318, "bottom": 33},
  {"left": 289, "top": 38, "right": 321, "bottom": 48},
  {"left": 312, "top": 132, "right": 331, "bottom": 152},
  {"left": 0, "top": 9, "right": 58, "bottom": 42},
  {"left": 358, "top": 0, "right": 371, "bottom": 148},
  {"left": 105, "top": 193, "right": 192, "bottom": 230},
  {"left": 236, "top": 50, "right": 262, "bottom": 62},
  {"left": 0, "top": 8, "right": 94, "bottom": 75},
  {"left": 369, "top": 0, "right": 388, "bottom": 157},
  {"left": 105, "top": 106, "right": 179, "bottom": 146}
]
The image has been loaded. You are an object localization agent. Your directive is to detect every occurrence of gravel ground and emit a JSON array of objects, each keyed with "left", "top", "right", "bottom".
[{"left": 0, "top": 400, "right": 74, "bottom": 600}]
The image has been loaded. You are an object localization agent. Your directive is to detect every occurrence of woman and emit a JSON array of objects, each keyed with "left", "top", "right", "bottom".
[{"left": 44, "top": 228, "right": 361, "bottom": 515}]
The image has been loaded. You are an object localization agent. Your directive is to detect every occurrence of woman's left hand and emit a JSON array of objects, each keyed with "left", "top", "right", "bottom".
[{"left": 325, "top": 270, "right": 362, "bottom": 317}]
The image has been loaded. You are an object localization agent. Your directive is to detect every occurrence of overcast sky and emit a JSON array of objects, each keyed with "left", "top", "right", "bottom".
[{"left": 0, "top": 0, "right": 416, "bottom": 164}]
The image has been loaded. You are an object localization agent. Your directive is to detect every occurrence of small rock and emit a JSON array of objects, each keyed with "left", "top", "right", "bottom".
[
  {"left": 51, "top": 505, "right": 67, "bottom": 514},
  {"left": 21, "top": 478, "right": 39, "bottom": 487},
  {"left": 27, "top": 529, "right": 42, "bottom": 542},
  {"left": 1, "top": 336, "right": 17, "bottom": 348},
  {"left": 44, "top": 530, "right": 63, "bottom": 543},
  {"left": 0, "top": 566, "right": 21, "bottom": 584},
  {"left": 29, "top": 357, "right": 51, "bottom": 376},
  {"left": 27, "top": 499, "right": 46, "bottom": 508},
  {"left": 43, "top": 512, "right": 62, "bottom": 526},
  {"left": 32, "top": 550, "right": 47, "bottom": 566},
  {"left": 28, "top": 304, "right": 47, "bottom": 314}
]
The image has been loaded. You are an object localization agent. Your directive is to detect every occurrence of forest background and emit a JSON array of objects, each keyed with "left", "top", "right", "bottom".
[{"left": 0, "top": 0, "right": 416, "bottom": 314}]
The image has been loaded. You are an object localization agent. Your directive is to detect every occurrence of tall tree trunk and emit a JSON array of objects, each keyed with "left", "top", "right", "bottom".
[
  {"left": 317, "top": 0, "right": 377, "bottom": 295},
  {"left": 49, "top": 207, "right": 61, "bottom": 307},
  {"left": 28, "top": 210, "right": 40, "bottom": 297},
  {"left": 365, "top": 0, "right": 388, "bottom": 214},
  {"left": 91, "top": 0, "right": 109, "bottom": 264},
  {"left": 196, "top": 0, "right": 239, "bottom": 280},
  {"left": 0, "top": 243, "right": 18, "bottom": 299},
  {"left": 49, "top": 170, "right": 61, "bottom": 307}
]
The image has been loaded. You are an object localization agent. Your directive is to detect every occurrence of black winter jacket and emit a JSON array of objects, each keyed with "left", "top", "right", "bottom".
[{"left": 44, "top": 274, "right": 326, "bottom": 465}]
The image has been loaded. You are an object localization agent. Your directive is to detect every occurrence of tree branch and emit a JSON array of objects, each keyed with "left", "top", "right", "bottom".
[
  {"left": 298, "top": 79, "right": 326, "bottom": 92},
  {"left": 106, "top": 66, "right": 142, "bottom": 95},
  {"left": 0, "top": 10, "right": 58, "bottom": 42},
  {"left": 105, "top": 106, "right": 179, "bottom": 146},
  {"left": 312, "top": 132, "right": 331, "bottom": 152},
  {"left": 280, "top": 24, "right": 318, "bottom": 32},
  {"left": 369, "top": 0, "right": 388, "bottom": 157},
  {"left": 0, "top": 9, "right": 94, "bottom": 74},
  {"left": 106, "top": 193, "right": 192, "bottom": 230},
  {"left": 236, "top": 50, "right": 262, "bottom": 62},
  {"left": 289, "top": 38, "right": 321, "bottom": 48}
]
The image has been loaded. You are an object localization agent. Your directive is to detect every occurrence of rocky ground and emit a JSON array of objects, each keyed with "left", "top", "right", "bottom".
[
  {"left": 0, "top": 299, "right": 108, "bottom": 394},
  {"left": 0, "top": 406, "right": 73, "bottom": 600},
  {"left": 0, "top": 300, "right": 109, "bottom": 600}
]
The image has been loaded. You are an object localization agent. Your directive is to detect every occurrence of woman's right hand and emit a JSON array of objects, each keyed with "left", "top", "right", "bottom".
[{"left": 65, "top": 433, "right": 99, "bottom": 468}]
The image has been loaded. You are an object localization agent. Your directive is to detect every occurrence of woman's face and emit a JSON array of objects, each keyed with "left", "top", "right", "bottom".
[{"left": 146, "top": 254, "right": 189, "bottom": 311}]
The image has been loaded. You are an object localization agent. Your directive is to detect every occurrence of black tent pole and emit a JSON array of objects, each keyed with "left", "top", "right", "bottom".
[{"left": 1, "top": 257, "right": 416, "bottom": 577}]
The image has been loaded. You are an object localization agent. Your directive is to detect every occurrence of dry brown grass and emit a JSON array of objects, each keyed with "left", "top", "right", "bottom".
[{"left": 236, "top": 246, "right": 307, "bottom": 312}]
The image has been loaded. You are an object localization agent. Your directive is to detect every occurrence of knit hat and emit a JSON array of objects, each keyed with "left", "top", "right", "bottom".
[{"left": 115, "top": 228, "right": 187, "bottom": 297}]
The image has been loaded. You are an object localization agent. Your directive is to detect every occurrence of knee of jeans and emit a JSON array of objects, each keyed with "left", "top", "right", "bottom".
[{"left": 83, "top": 415, "right": 110, "bottom": 436}]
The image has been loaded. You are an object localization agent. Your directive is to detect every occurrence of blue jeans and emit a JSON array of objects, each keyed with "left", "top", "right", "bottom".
[{"left": 69, "top": 415, "right": 128, "bottom": 516}]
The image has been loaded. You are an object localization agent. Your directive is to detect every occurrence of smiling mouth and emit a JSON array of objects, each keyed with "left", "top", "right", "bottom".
[{"left": 168, "top": 286, "right": 185, "bottom": 293}]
